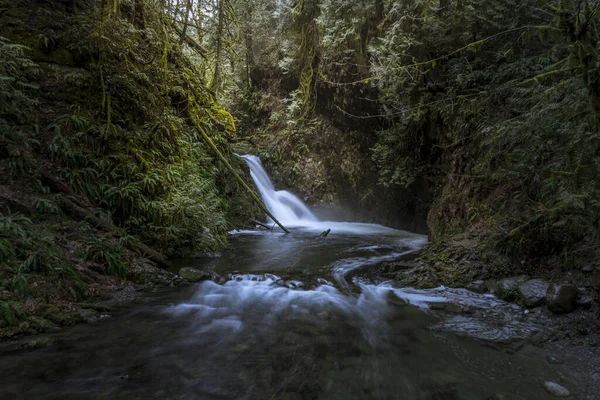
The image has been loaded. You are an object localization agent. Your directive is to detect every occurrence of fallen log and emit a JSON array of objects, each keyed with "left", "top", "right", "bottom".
[{"left": 253, "top": 219, "right": 274, "bottom": 230}]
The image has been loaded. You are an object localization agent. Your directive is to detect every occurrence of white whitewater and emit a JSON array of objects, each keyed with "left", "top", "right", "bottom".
[
  {"left": 240, "top": 154, "right": 425, "bottom": 237},
  {"left": 241, "top": 154, "right": 318, "bottom": 225}
]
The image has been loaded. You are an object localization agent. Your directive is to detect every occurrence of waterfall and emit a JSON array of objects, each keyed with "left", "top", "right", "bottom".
[
  {"left": 241, "top": 154, "right": 318, "bottom": 226},
  {"left": 239, "top": 154, "right": 428, "bottom": 239}
]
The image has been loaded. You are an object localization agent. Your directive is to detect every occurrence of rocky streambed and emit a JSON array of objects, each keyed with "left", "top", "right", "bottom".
[{"left": 1, "top": 227, "right": 599, "bottom": 399}]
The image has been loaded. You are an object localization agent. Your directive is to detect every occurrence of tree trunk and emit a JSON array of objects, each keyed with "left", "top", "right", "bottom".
[{"left": 210, "top": 0, "right": 225, "bottom": 98}]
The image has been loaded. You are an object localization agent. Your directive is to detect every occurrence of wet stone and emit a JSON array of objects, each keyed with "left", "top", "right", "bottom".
[
  {"left": 518, "top": 279, "right": 549, "bottom": 307},
  {"left": 495, "top": 275, "right": 529, "bottom": 301},
  {"left": 546, "top": 284, "right": 578, "bottom": 314},
  {"left": 178, "top": 267, "right": 211, "bottom": 283},
  {"left": 543, "top": 381, "right": 570, "bottom": 397}
]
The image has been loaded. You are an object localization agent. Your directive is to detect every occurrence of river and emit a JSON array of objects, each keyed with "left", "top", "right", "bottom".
[{"left": 0, "top": 155, "right": 595, "bottom": 399}]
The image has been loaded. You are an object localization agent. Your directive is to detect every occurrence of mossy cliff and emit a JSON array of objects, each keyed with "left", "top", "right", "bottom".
[
  {"left": 0, "top": 0, "right": 261, "bottom": 334},
  {"left": 229, "top": 0, "right": 599, "bottom": 281}
]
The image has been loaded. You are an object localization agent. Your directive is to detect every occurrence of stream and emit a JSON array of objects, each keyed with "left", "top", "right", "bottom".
[{"left": 0, "top": 155, "right": 595, "bottom": 399}]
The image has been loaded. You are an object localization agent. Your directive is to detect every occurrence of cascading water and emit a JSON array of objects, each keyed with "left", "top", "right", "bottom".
[
  {"left": 240, "top": 154, "right": 424, "bottom": 236},
  {"left": 241, "top": 154, "right": 318, "bottom": 226}
]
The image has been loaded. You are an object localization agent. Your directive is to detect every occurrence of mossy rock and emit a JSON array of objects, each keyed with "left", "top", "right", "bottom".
[
  {"left": 37, "top": 304, "right": 83, "bottom": 326},
  {"left": 29, "top": 316, "right": 61, "bottom": 333},
  {"left": 24, "top": 336, "right": 55, "bottom": 349},
  {"left": 128, "top": 260, "right": 184, "bottom": 287},
  {"left": 178, "top": 267, "right": 212, "bottom": 283},
  {"left": 495, "top": 275, "right": 529, "bottom": 301}
]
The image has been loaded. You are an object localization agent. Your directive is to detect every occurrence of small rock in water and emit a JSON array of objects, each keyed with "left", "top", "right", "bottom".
[
  {"left": 178, "top": 267, "right": 211, "bottom": 283},
  {"left": 518, "top": 279, "right": 549, "bottom": 307},
  {"left": 467, "top": 280, "right": 487, "bottom": 294},
  {"left": 546, "top": 284, "right": 578, "bottom": 314},
  {"left": 264, "top": 273, "right": 280, "bottom": 281},
  {"left": 543, "top": 381, "right": 570, "bottom": 397},
  {"left": 317, "top": 278, "right": 333, "bottom": 286},
  {"left": 286, "top": 280, "right": 304, "bottom": 289}
]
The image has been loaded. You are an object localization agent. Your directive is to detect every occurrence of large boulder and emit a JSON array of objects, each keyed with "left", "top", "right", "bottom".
[
  {"left": 178, "top": 267, "right": 212, "bottom": 283},
  {"left": 495, "top": 275, "right": 529, "bottom": 301},
  {"left": 546, "top": 284, "right": 578, "bottom": 314},
  {"left": 128, "top": 260, "right": 183, "bottom": 287},
  {"left": 517, "top": 279, "right": 549, "bottom": 307}
]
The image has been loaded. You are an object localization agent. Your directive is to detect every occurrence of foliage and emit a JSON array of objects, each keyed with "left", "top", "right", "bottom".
[
  {"left": 35, "top": 0, "right": 249, "bottom": 255},
  {"left": 0, "top": 301, "right": 28, "bottom": 327},
  {"left": 84, "top": 236, "right": 129, "bottom": 279},
  {"left": 0, "top": 211, "right": 85, "bottom": 302},
  {"left": 0, "top": 36, "right": 40, "bottom": 178},
  {"left": 364, "top": 0, "right": 600, "bottom": 264},
  {"left": 0, "top": 0, "right": 262, "bottom": 326}
]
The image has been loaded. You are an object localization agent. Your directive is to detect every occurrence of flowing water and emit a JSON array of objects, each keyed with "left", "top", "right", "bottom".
[{"left": 0, "top": 156, "right": 593, "bottom": 399}]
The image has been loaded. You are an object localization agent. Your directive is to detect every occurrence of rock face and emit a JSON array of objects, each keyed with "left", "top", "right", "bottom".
[
  {"left": 518, "top": 279, "right": 549, "bottom": 307},
  {"left": 543, "top": 381, "right": 570, "bottom": 397},
  {"left": 495, "top": 275, "right": 529, "bottom": 301},
  {"left": 178, "top": 267, "right": 212, "bottom": 283},
  {"left": 546, "top": 284, "right": 578, "bottom": 313}
]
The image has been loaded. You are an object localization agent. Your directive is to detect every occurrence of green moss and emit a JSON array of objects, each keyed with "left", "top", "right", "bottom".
[
  {"left": 24, "top": 336, "right": 55, "bottom": 348},
  {"left": 29, "top": 316, "right": 60, "bottom": 333},
  {"left": 37, "top": 304, "right": 81, "bottom": 326}
]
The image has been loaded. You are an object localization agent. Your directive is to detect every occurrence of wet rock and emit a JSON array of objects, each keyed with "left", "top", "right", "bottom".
[
  {"left": 29, "top": 317, "right": 61, "bottom": 333},
  {"left": 178, "top": 267, "right": 211, "bottom": 283},
  {"left": 316, "top": 278, "right": 333, "bottom": 286},
  {"left": 24, "top": 336, "right": 55, "bottom": 349},
  {"left": 37, "top": 304, "right": 83, "bottom": 326},
  {"left": 518, "top": 279, "right": 549, "bottom": 307},
  {"left": 576, "top": 295, "right": 594, "bottom": 310},
  {"left": 264, "top": 273, "right": 280, "bottom": 281},
  {"left": 546, "top": 284, "right": 578, "bottom": 314},
  {"left": 387, "top": 291, "right": 408, "bottom": 308},
  {"left": 129, "top": 260, "right": 183, "bottom": 287},
  {"left": 543, "top": 381, "right": 570, "bottom": 397},
  {"left": 467, "top": 280, "right": 487, "bottom": 294},
  {"left": 495, "top": 275, "right": 529, "bottom": 301},
  {"left": 286, "top": 280, "right": 304, "bottom": 289}
]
